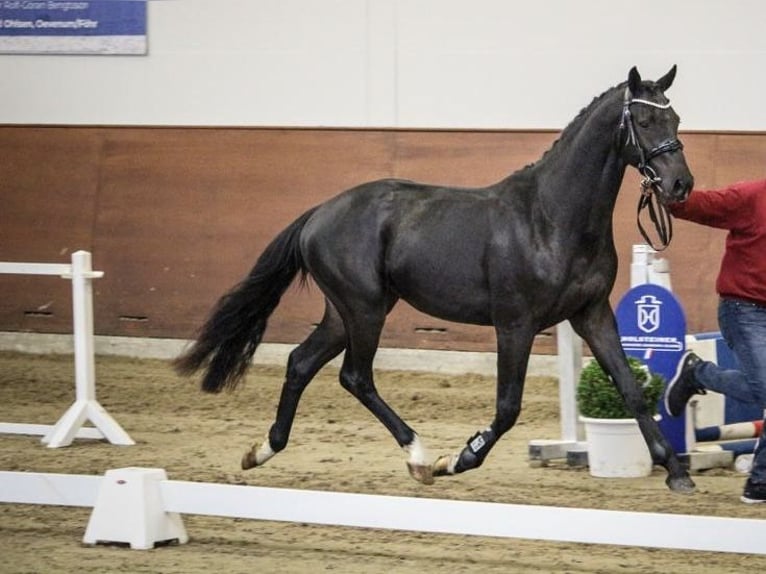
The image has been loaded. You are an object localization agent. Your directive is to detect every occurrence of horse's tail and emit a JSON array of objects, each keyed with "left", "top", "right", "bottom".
[{"left": 173, "top": 207, "right": 318, "bottom": 393}]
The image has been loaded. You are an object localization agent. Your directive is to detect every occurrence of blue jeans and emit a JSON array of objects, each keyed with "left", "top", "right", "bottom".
[{"left": 694, "top": 298, "right": 766, "bottom": 483}]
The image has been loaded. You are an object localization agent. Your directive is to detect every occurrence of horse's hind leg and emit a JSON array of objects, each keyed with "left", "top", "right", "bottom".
[{"left": 241, "top": 300, "right": 346, "bottom": 470}]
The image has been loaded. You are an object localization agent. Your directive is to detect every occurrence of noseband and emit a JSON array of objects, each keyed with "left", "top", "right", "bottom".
[{"left": 619, "top": 88, "right": 683, "bottom": 250}]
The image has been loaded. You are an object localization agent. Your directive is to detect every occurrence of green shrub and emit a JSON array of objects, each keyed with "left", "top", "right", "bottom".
[{"left": 576, "top": 356, "right": 665, "bottom": 419}]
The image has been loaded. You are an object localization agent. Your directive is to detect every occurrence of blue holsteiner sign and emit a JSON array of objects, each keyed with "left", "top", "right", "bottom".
[
  {"left": 615, "top": 283, "right": 687, "bottom": 454},
  {"left": 0, "top": 0, "right": 147, "bottom": 55}
]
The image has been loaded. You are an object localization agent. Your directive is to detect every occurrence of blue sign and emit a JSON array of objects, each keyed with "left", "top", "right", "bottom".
[
  {"left": 616, "top": 283, "right": 687, "bottom": 453},
  {"left": 0, "top": 1, "right": 147, "bottom": 54}
]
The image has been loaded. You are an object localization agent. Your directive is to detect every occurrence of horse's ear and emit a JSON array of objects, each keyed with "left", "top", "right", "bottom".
[
  {"left": 656, "top": 65, "right": 677, "bottom": 92},
  {"left": 627, "top": 66, "right": 642, "bottom": 94}
]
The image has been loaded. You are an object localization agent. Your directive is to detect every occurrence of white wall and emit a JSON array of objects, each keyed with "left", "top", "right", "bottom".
[{"left": 2, "top": 0, "right": 765, "bottom": 130}]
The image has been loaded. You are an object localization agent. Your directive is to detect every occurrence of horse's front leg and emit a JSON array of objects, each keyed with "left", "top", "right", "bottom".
[
  {"left": 571, "top": 301, "right": 695, "bottom": 493},
  {"left": 433, "top": 326, "right": 534, "bottom": 476}
]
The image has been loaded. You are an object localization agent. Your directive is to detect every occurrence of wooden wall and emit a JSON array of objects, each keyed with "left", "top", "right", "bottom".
[{"left": 1, "top": 126, "right": 764, "bottom": 354}]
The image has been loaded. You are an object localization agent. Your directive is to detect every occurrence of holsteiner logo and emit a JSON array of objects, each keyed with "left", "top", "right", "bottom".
[
  {"left": 616, "top": 284, "right": 685, "bottom": 358},
  {"left": 636, "top": 294, "right": 662, "bottom": 334}
]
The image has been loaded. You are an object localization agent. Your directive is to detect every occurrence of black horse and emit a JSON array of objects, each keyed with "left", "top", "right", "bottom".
[{"left": 175, "top": 66, "right": 696, "bottom": 492}]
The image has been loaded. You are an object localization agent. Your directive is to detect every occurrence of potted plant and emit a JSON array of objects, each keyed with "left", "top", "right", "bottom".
[{"left": 576, "top": 356, "right": 665, "bottom": 478}]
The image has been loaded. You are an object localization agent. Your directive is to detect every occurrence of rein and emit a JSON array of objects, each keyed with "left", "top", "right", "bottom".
[{"left": 620, "top": 89, "right": 683, "bottom": 250}]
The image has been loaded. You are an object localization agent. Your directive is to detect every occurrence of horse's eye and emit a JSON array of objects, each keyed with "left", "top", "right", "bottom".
[{"left": 637, "top": 118, "right": 651, "bottom": 128}]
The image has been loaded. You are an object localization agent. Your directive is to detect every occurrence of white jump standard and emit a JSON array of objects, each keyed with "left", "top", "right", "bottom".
[{"left": 0, "top": 250, "right": 133, "bottom": 447}]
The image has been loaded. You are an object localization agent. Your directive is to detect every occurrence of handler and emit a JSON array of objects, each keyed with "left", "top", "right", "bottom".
[{"left": 664, "top": 178, "right": 766, "bottom": 503}]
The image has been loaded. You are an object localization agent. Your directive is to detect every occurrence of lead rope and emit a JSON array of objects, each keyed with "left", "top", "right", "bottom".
[
  {"left": 637, "top": 173, "right": 673, "bottom": 251},
  {"left": 621, "top": 89, "right": 677, "bottom": 251}
]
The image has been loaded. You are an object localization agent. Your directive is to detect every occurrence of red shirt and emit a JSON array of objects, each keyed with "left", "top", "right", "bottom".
[{"left": 670, "top": 179, "right": 766, "bottom": 306}]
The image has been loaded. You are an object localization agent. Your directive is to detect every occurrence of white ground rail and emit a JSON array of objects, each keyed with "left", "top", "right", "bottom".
[
  {"left": 0, "top": 251, "right": 133, "bottom": 447},
  {"left": 0, "top": 467, "right": 763, "bottom": 554}
]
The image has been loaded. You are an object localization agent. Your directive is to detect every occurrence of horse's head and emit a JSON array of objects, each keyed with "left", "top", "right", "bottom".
[{"left": 619, "top": 65, "right": 693, "bottom": 205}]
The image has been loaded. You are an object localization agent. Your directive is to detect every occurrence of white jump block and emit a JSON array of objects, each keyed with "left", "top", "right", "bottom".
[
  {"left": 83, "top": 468, "right": 188, "bottom": 550},
  {"left": 680, "top": 450, "right": 734, "bottom": 472},
  {"left": 528, "top": 439, "right": 587, "bottom": 462}
]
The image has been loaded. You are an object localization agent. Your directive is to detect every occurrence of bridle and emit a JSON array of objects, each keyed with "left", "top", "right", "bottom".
[{"left": 619, "top": 87, "right": 684, "bottom": 250}]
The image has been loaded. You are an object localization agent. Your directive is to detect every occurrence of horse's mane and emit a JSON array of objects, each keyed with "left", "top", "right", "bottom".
[{"left": 519, "top": 80, "right": 628, "bottom": 173}]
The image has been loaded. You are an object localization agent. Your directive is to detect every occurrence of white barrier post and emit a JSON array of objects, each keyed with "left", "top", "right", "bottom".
[
  {"left": 0, "top": 250, "right": 134, "bottom": 447},
  {"left": 631, "top": 244, "right": 672, "bottom": 291},
  {"left": 528, "top": 321, "right": 586, "bottom": 461},
  {"left": 556, "top": 320, "right": 583, "bottom": 444}
]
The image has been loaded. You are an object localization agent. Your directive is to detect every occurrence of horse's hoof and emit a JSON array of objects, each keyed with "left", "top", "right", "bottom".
[
  {"left": 407, "top": 462, "right": 434, "bottom": 485},
  {"left": 432, "top": 454, "right": 457, "bottom": 477},
  {"left": 666, "top": 474, "right": 696, "bottom": 494},
  {"left": 241, "top": 450, "right": 258, "bottom": 470}
]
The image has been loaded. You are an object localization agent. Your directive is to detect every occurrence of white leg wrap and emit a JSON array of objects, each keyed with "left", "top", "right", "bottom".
[
  {"left": 254, "top": 440, "right": 276, "bottom": 466},
  {"left": 444, "top": 453, "right": 459, "bottom": 475},
  {"left": 403, "top": 434, "right": 428, "bottom": 466}
]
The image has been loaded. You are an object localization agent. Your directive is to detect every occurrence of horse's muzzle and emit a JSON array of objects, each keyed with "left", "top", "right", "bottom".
[{"left": 661, "top": 173, "right": 694, "bottom": 205}]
